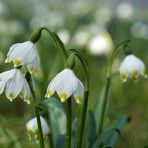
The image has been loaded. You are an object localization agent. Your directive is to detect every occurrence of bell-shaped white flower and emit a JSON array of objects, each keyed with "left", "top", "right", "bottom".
[
  {"left": 26, "top": 116, "right": 50, "bottom": 142},
  {"left": 0, "top": 68, "right": 30, "bottom": 103},
  {"left": 45, "top": 68, "right": 84, "bottom": 104},
  {"left": 119, "top": 54, "right": 147, "bottom": 82},
  {"left": 5, "top": 41, "right": 40, "bottom": 74}
]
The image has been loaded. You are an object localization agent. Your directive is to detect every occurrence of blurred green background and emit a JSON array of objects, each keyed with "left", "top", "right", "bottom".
[{"left": 0, "top": 0, "right": 148, "bottom": 147}]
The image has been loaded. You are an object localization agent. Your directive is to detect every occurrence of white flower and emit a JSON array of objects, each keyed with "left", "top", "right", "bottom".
[
  {"left": 5, "top": 41, "right": 40, "bottom": 74},
  {"left": 0, "top": 69, "right": 30, "bottom": 103},
  {"left": 87, "top": 32, "right": 114, "bottom": 55},
  {"left": 26, "top": 116, "right": 50, "bottom": 141},
  {"left": 45, "top": 68, "right": 84, "bottom": 104},
  {"left": 119, "top": 54, "right": 147, "bottom": 82}
]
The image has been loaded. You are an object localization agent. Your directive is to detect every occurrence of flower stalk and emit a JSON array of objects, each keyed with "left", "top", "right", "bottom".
[
  {"left": 68, "top": 49, "right": 90, "bottom": 148},
  {"left": 97, "top": 40, "right": 130, "bottom": 134},
  {"left": 66, "top": 98, "right": 72, "bottom": 148},
  {"left": 29, "top": 27, "right": 67, "bottom": 64},
  {"left": 26, "top": 72, "right": 45, "bottom": 148}
]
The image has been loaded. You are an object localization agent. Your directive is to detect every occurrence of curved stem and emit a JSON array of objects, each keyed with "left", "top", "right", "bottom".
[
  {"left": 107, "top": 39, "right": 130, "bottom": 77},
  {"left": 68, "top": 49, "right": 90, "bottom": 148},
  {"left": 30, "top": 27, "right": 67, "bottom": 64},
  {"left": 66, "top": 98, "right": 72, "bottom": 148},
  {"left": 26, "top": 72, "right": 45, "bottom": 148},
  {"left": 97, "top": 40, "right": 130, "bottom": 134}
]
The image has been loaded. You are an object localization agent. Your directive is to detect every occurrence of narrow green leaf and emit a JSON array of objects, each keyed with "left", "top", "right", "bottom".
[
  {"left": 93, "top": 115, "right": 130, "bottom": 148},
  {"left": 42, "top": 97, "right": 66, "bottom": 141},
  {"left": 87, "top": 111, "right": 97, "bottom": 148},
  {"left": 71, "top": 117, "right": 78, "bottom": 148},
  {"left": 55, "top": 135, "right": 65, "bottom": 148}
]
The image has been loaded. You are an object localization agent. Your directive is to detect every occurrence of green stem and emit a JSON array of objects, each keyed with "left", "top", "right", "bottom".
[
  {"left": 66, "top": 98, "right": 72, "bottom": 148},
  {"left": 97, "top": 77, "right": 111, "bottom": 134},
  {"left": 78, "top": 90, "right": 89, "bottom": 148},
  {"left": 29, "top": 27, "right": 67, "bottom": 64},
  {"left": 68, "top": 49, "right": 90, "bottom": 148},
  {"left": 97, "top": 40, "right": 131, "bottom": 134},
  {"left": 48, "top": 133, "right": 54, "bottom": 148},
  {"left": 26, "top": 72, "right": 45, "bottom": 148}
]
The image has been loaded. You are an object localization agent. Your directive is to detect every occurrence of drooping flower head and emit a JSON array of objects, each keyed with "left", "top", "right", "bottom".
[
  {"left": 45, "top": 68, "right": 84, "bottom": 104},
  {"left": 5, "top": 41, "right": 40, "bottom": 74},
  {"left": 119, "top": 54, "right": 147, "bottom": 82},
  {"left": 0, "top": 68, "right": 30, "bottom": 103},
  {"left": 26, "top": 116, "right": 50, "bottom": 142}
]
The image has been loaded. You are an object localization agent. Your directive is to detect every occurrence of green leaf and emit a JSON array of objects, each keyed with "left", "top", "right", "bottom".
[
  {"left": 0, "top": 122, "right": 22, "bottom": 148},
  {"left": 55, "top": 135, "right": 65, "bottom": 148},
  {"left": 87, "top": 111, "right": 97, "bottom": 148},
  {"left": 71, "top": 117, "right": 78, "bottom": 148},
  {"left": 93, "top": 115, "right": 130, "bottom": 148},
  {"left": 42, "top": 97, "right": 66, "bottom": 141},
  {"left": 105, "top": 115, "right": 130, "bottom": 147}
]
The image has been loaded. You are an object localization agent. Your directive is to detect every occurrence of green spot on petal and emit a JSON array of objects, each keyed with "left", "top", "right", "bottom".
[
  {"left": 121, "top": 72, "right": 127, "bottom": 82},
  {"left": 59, "top": 93, "right": 67, "bottom": 102},
  {"left": 132, "top": 69, "right": 138, "bottom": 80},
  {"left": 14, "top": 59, "right": 21, "bottom": 67}
]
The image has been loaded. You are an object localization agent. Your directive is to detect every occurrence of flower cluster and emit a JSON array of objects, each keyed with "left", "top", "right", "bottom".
[{"left": 0, "top": 41, "right": 39, "bottom": 103}]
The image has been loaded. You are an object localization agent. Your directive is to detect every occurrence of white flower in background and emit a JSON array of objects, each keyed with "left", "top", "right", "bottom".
[
  {"left": 87, "top": 32, "right": 114, "bottom": 55},
  {"left": 45, "top": 68, "right": 84, "bottom": 104},
  {"left": 73, "top": 30, "right": 90, "bottom": 47},
  {"left": 5, "top": 41, "right": 40, "bottom": 74},
  {"left": 119, "top": 55, "right": 147, "bottom": 82},
  {"left": 95, "top": 7, "right": 112, "bottom": 24},
  {"left": 0, "top": 69, "right": 30, "bottom": 103},
  {"left": 131, "top": 22, "right": 148, "bottom": 40},
  {"left": 116, "top": 2, "right": 134, "bottom": 21},
  {"left": 26, "top": 116, "right": 50, "bottom": 141}
]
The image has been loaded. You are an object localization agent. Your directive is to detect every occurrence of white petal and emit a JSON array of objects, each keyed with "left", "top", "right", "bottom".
[
  {"left": 8, "top": 41, "right": 36, "bottom": 67},
  {"left": 40, "top": 116, "right": 50, "bottom": 136},
  {"left": 56, "top": 69, "right": 78, "bottom": 101},
  {"left": 27, "top": 45, "right": 40, "bottom": 74},
  {"left": 5, "top": 70, "right": 23, "bottom": 101},
  {"left": 0, "top": 69, "right": 16, "bottom": 94},
  {"left": 0, "top": 69, "right": 16, "bottom": 81},
  {"left": 45, "top": 78, "right": 56, "bottom": 98},
  {"left": 74, "top": 79, "right": 84, "bottom": 104},
  {"left": 22, "top": 77, "right": 31, "bottom": 104},
  {"left": 0, "top": 80, "right": 6, "bottom": 94},
  {"left": 5, "top": 43, "right": 21, "bottom": 63},
  {"left": 120, "top": 55, "right": 138, "bottom": 77},
  {"left": 26, "top": 116, "right": 49, "bottom": 136}
]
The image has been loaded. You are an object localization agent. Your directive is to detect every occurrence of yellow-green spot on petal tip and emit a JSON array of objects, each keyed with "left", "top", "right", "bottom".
[
  {"left": 9, "top": 93, "right": 14, "bottom": 100},
  {"left": 75, "top": 96, "right": 81, "bottom": 104},
  {"left": 142, "top": 69, "right": 147, "bottom": 78},
  {"left": 29, "top": 67, "right": 34, "bottom": 74},
  {"left": 47, "top": 90, "right": 53, "bottom": 97},
  {"left": 59, "top": 93, "right": 67, "bottom": 102},
  {"left": 132, "top": 69, "right": 138, "bottom": 80},
  {"left": 14, "top": 59, "right": 21, "bottom": 67},
  {"left": 121, "top": 72, "right": 127, "bottom": 82}
]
